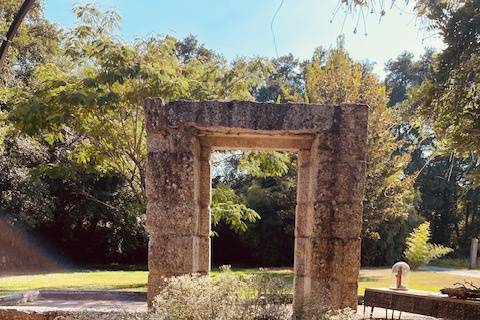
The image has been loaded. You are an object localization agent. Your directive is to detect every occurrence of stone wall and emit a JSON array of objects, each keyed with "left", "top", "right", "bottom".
[
  {"left": 0, "top": 220, "right": 57, "bottom": 274},
  {"left": 144, "top": 99, "right": 368, "bottom": 314}
]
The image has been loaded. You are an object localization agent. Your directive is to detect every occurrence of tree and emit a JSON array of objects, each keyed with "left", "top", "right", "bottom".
[
  {"left": 417, "top": 0, "right": 480, "bottom": 184},
  {"left": 254, "top": 54, "right": 305, "bottom": 103},
  {"left": 404, "top": 221, "right": 453, "bottom": 269},
  {"left": 0, "top": 0, "right": 35, "bottom": 68},
  {"left": 0, "top": 0, "right": 60, "bottom": 88},
  {"left": 304, "top": 45, "right": 418, "bottom": 265},
  {"left": 385, "top": 50, "right": 434, "bottom": 107},
  {"left": 8, "top": 4, "right": 271, "bottom": 230},
  {"left": 211, "top": 184, "right": 260, "bottom": 233}
]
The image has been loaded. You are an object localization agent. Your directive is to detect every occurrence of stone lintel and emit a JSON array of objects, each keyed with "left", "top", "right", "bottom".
[{"left": 145, "top": 98, "right": 367, "bottom": 136}]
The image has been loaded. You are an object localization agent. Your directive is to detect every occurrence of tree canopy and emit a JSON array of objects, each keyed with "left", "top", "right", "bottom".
[{"left": 0, "top": 0, "right": 478, "bottom": 267}]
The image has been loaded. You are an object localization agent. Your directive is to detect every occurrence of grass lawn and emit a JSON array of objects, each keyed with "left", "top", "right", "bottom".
[
  {"left": 428, "top": 258, "right": 474, "bottom": 269},
  {"left": 1, "top": 267, "right": 480, "bottom": 297}
]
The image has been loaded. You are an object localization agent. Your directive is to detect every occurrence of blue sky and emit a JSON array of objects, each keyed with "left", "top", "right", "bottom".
[{"left": 43, "top": 0, "right": 444, "bottom": 78}]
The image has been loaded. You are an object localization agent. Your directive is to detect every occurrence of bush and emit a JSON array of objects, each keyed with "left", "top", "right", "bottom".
[
  {"left": 247, "top": 268, "right": 292, "bottom": 319},
  {"left": 153, "top": 267, "right": 253, "bottom": 320},
  {"left": 404, "top": 222, "right": 453, "bottom": 269},
  {"left": 301, "top": 295, "right": 358, "bottom": 320},
  {"left": 152, "top": 266, "right": 358, "bottom": 320}
]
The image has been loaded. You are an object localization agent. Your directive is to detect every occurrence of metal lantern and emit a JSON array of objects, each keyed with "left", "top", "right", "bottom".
[{"left": 391, "top": 261, "right": 410, "bottom": 291}]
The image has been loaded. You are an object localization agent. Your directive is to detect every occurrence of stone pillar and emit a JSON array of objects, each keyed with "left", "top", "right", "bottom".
[
  {"left": 197, "top": 146, "right": 212, "bottom": 273},
  {"left": 146, "top": 128, "right": 211, "bottom": 305},
  {"left": 293, "top": 148, "right": 313, "bottom": 315},
  {"left": 470, "top": 238, "right": 478, "bottom": 269},
  {"left": 293, "top": 105, "right": 367, "bottom": 314}
]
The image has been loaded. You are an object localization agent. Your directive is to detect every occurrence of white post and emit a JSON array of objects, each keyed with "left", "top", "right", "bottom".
[{"left": 470, "top": 238, "right": 478, "bottom": 269}]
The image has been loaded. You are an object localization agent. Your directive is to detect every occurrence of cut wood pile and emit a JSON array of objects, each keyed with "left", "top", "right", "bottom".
[{"left": 441, "top": 281, "right": 480, "bottom": 300}]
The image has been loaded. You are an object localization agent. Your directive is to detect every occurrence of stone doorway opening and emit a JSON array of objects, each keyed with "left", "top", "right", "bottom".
[
  {"left": 210, "top": 149, "right": 297, "bottom": 269},
  {"left": 144, "top": 99, "right": 368, "bottom": 313}
]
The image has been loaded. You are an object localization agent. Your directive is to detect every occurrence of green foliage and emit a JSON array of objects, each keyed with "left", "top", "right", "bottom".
[
  {"left": 153, "top": 268, "right": 356, "bottom": 320},
  {"left": 304, "top": 45, "right": 418, "bottom": 265},
  {"left": 211, "top": 185, "right": 260, "bottom": 233},
  {"left": 0, "top": 0, "right": 61, "bottom": 88},
  {"left": 212, "top": 159, "right": 297, "bottom": 266},
  {"left": 385, "top": 50, "right": 434, "bottom": 107},
  {"left": 384, "top": 0, "right": 480, "bottom": 254},
  {"left": 414, "top": 0, "right": 480, "bottom": 185},
  {"left": 3, "top": 0, "right": 478, "bottom": 269},
  {"left": 404, "top": 222, "right": 453, "bottom": 269},
  {"left": 154, "top": 268, "right": 253, "bottom": 320},
  {"left": 6, "top": 4, "right": 271, "bottom": 235},
  {"left": 239, "top": 151, "right": 291, "bottom": 178}
]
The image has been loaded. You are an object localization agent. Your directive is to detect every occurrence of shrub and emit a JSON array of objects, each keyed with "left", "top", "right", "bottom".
[
  {"left": 404, "top": 222, "right": 453, "bottom": 269},
  {"left": 302, "top": 295, "right": 359, "bottom": 320},
  {"left": 153, "top": 267, "right": 253, "bottom": 320},
  {"left": 247, "top": 268, "right": 292, "bottom": 319},
  {"left": 152, "top": 266, "right": 358, "bottom": 320}
]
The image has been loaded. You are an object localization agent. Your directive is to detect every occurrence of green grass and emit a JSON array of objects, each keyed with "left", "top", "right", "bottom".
[
  {"left": 428, "top": 258, "right": 474, "bottom": 269},
  {"left": 1, "top": 267, "right": 480, "bottom": 297},
  {"left": 0, "top": 270, "right": 148, "bottom": 296},
  {"left": 357, "top": 268, "right": 480, "bottom": 293}
]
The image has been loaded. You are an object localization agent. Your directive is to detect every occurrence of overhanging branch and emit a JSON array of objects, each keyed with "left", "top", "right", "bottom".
[{"left": 0, "top": 0, "right": 36, "bottom": 68}]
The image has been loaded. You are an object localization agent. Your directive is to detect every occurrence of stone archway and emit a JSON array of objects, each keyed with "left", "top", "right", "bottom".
[{"left": 144, "top": 99, "right": 368, "bottom": 313}]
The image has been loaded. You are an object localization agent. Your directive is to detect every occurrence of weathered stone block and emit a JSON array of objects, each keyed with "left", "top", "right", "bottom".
[
  {"left": 308, "top": 277, "right": 343, "bottom": 308},
  {"left": 311, "top": 186, "right": 334, "bottom": 203},
  {"left": 311, "top": 160, "right": 336, "bottom": 184},
  {"left": 198, "top": 159, "right": 211, "bottom": 208},
  {"left": 310, "top": 202, "right": 333, "bottom": 236},
  {"left": 196, "top": 236, "right": 210, "bottom": 273},
  {"left": 294, "top": 237, "right": 308, "bottom": 276},
  {"left": 333, "top": 161, "right": 367, "bottom": 203},
  {"left": 305, "top": 277, "right": 358, "bottom": 309},
  {"left": 296, "top": 151, "right": 311, "bottom": 204},
  {"left": 197, "top": 205, "right": 211, "bottom": 237},
  {"left": 147, "top": 271, "right": 168, "bottom": 305},
  {"left": 146, "top": 201, "right": 198, "bottom": 236},
  {"left": 340, "top": 282, "right": 359, "bottom": 309},
  {"left": 148, "top": 235, "right": 196, "bottom": 273},
  {"left": 146, "top": 151, "right": 196, "bottom": 202},
  {"left": 312, "top": 202, "right": 362, "bottom": 239},
  {"left": 331, "top": 203, "right": 363, "bottom": 238},
  {"left": 294, "top": 203, "right": 313, "bottom": 237},
  {"left": 144, "top": 99, "right": 341, "bottom": 133},
  {"left": 146, "top": 128, "right": 199, "bottom": 153},
  {"left": 308, "top": 238, "right": 361, "bottom": 282},
  {"left": 338, "top": 130, "right": 368, "bottom": 161}
]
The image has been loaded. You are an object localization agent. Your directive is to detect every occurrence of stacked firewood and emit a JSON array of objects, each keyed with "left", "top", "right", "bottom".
[{"left": 441, "top": 281, "right": 480, "bottom": 300}]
